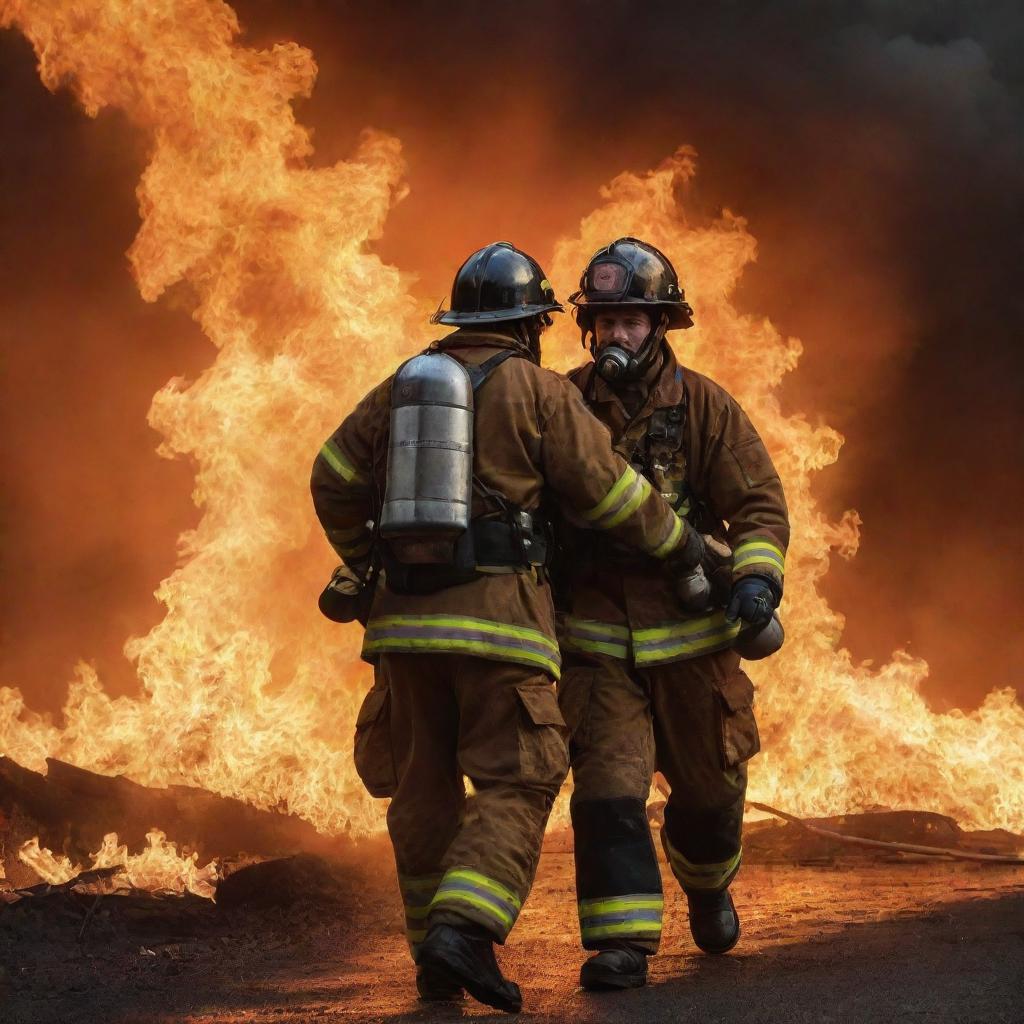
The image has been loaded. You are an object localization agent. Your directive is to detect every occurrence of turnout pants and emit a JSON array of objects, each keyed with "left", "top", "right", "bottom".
[
  {"left": 353, "top": 652, "right": 569, "bottom": 955},
  {"left": 557, "top": 647, "right": 759, "bottom": 952}
]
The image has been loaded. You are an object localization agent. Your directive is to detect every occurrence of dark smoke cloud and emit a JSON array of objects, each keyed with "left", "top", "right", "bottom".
[{"left": 1, "top": 1, "right": 1021, "bottom": 713}]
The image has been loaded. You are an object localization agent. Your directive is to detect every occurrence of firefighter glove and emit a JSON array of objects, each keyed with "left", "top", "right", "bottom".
[
  {"left": 725, "top": 574, "right": 778, "bottom": 628},
  {"left": 670, "top": 524, "right": 707, "bottom": 574}
]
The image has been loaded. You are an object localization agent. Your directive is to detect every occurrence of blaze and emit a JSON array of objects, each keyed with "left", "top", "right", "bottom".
[
  {"left": 19, "top": 830, "right": 218, "bottom": 898},
  {"left": 0, "top": 0, "right": 1020, "bottom": 896}
]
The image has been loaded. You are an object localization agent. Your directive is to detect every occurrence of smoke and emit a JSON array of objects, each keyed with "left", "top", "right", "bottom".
[{"left": 2, "top": 0, "right": 1022, "bottom": 725}]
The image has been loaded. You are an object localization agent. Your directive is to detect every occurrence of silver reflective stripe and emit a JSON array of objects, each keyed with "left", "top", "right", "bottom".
[
  {"left": 562, "top": 617, "right": 630, "bottom": 659},
  {"left": 633, "top": 611, "right": 741, "bottom": 666}
]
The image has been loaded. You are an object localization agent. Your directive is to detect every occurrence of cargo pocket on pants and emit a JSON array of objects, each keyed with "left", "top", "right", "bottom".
[
  {"left": 714, "top": 669, "right": 761, "bottom": 769},
  {"left": 353, "top": 685, "right": 398, "bottom": 798},
  {"left": 515, "top": 685, "right": 570, "bottom": 787}
]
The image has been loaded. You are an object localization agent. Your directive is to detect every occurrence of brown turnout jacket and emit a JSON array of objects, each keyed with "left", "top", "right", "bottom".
[
  {"left": 311, "top": 330, "right": 693, "bottom": 680},
  {"left": 562, "top": 345, "right": 790, "bottom": 667}
]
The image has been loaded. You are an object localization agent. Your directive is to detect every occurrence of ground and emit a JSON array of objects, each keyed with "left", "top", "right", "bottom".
[{"left": 2, "top": 843, "right": 1022, "bottom": 1024}]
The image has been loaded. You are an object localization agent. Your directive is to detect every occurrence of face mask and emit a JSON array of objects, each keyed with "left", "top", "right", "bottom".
[{"left": 593, "top": 312, "right": 668, "bottom": 382}]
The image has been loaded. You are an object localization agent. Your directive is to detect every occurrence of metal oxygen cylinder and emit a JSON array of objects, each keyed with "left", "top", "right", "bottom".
[
  {"left": 380, "top": 352, "right": 474, "bottom": 539},
  {"left": 733, "top": 612, "right": 785, "bottom": 660}
]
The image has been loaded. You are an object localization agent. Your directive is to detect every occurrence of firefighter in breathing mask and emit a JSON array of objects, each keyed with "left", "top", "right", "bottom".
[
  {"left": 556, "top": 237, "right": 790, "bottom": 991},
  {"left": 310, "top": 241, "right": 705, "bottom": 1014}
]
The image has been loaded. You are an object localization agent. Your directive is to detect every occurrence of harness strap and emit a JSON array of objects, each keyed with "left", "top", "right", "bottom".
[{"left": 466, "top": 348, "right": 521, "bottom": 391}]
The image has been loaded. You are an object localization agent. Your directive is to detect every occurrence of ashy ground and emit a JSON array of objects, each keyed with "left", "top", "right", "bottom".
[{"left": 2, "top": 840, "right": 1022, "bottom": 1024}]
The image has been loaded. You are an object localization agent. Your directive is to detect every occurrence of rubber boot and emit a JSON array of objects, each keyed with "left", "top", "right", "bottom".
[
  {"left": 415, "top": 964, "right": 464, "bottom": 1002},
  {"left": 579, "top": 943, "right": 648, "bottom": 991},
  {"left": 685, "top": 887, "right": 740, "bottom": 954},
  {"left": 416, "top": 923, "right": 522, "bottom": 1013}
]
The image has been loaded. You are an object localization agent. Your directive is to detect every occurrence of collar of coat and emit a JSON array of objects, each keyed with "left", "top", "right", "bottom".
[{"left": 431, "top": 328, "right": 534, "bottom": 360}]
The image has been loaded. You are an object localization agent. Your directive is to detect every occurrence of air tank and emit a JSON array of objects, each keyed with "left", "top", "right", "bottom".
[
  {"left": 733, "top": 612, "right": 785, "bottom": 661},
  {"left": 380, "top": 352, "right": 474, "bottom": 539}
]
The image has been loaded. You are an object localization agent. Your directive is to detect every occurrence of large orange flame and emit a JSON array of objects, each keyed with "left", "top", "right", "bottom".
[{"left": 0, "top": 0, "right": 1020, "bottom": 875}]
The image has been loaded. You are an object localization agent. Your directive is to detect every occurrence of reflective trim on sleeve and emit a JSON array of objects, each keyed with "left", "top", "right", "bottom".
[
  {"left": 429, "top": 868, "right": 523, "bottom": 940},
  {"left": 561, "top": 618, "right": 630, "bottom": 659},
  {"left": 582, "top": 466, "right": 651, "bottom": 531},
  {"left": 363, "top": 614, "right": 561, "bottom": 678},
  {"left": 318, "top": 438, "right": 368, "bottom": 487},
  {"left": 578, "top": 894, "right": 664, "bottom": 943},
  {"left": 732, "top": 538, "right": 785, "bottom": 576},
  {"left": 662, "top": 836, "right": 742, "bottom": 892},
  {"left": 632, "top": 610, "right": 741, "bottom": 666},
  {"left": 582, "top": 466, "right": 637, "bottom": 523},
  {"left": 648, "top": 512, "right": 684, "bottom": 559}
]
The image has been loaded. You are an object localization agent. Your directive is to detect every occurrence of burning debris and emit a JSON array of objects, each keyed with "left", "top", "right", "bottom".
[{"left": 0, "top": 756, "right": 356, "bottom": 897}]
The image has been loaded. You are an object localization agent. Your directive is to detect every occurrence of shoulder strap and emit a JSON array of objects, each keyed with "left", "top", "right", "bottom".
[{"left": 466, "top": 348, "right": 521, "bottom": 392}]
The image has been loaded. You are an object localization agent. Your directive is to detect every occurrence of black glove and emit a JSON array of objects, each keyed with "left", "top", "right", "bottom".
[
  {"left": 319, "top": 565, "right": 376, "bottom": 626},
  {"left": 670, "top": 525, "right": 706, "bottom": 573},
  {"left": 725, "top": 575, "right": 779, "bottom": 628}
]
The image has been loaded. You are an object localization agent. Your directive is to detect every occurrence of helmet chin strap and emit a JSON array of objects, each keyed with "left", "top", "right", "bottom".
[{"left": 591, "top": 311, "right": 669, "bottom": 383}]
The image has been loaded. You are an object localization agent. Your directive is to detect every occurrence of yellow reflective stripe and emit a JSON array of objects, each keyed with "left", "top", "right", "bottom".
[
  {"left": 733, "top": 538, "right": 785, "bottom": 574},
  {"left": 319, "top": 439, "right": 367, "bottom": 485},
  {"left": 579, "top": 896, "right": 663, "bottom": 915},
  {"left": 632, "top": 611, "right": 741, "bottom": 666},
  {"left": 565, "top": 618, "right": 630, "bottom": 639},
  {"left": 404, "top": 905, "right": 430, "bottom": 919},
  {"left": 407, "top": 928, "right": 427, "bottom": 942},
  {"left": 367, "top": 615, "right": 558, "bottom": 653},
  {"left": 562, "top": 617, "right": 630, "bottom": 659},
  {"left": 581, "top": 921, "right": 663, "bottom": 938},
  {"left": 445, "top": 869, "right": 522, "bottom": 910},
  {"left": 363, "top": 637, "right": 560, "bottom": 676},
  {"left": 603, "top": 475, "right": 650, "bottom": 529},
  {"left": 563, "top": 636, "right": 629, "bottom": 658},
  {"left": 433, "top": 889, "right": 514, "bottom": 928},
  {"left": 649, "top": 513, "right": 684, "bottom": 559},
  {"left": 633, "top": 630, "right": 740, "bottom": 666},
  {"left": 582, "top": 466, "right": 637, "bottom": 523},
  {"left": 632, "top": 611, "right": 734, "bottom": 643},
  {"left": 664, "top": 839, "right": 742, "bottom": 891}
]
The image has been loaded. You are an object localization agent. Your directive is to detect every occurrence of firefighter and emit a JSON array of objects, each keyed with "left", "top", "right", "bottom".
[
  {"left": 310, "top": 242, "right": 705, "bottom": 1014},
  {"left": 557, "top": 237, "right": 790, "bottom": 991}
]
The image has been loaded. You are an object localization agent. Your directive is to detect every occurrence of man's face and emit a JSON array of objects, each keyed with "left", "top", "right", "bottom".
[{"left": 593, "top": 308, "right": 652, "bottom": 353}]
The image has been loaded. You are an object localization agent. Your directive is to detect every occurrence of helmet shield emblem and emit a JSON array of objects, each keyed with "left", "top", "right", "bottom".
[{"left": 588, "top": 260, "right": 630, "bottom": 298}]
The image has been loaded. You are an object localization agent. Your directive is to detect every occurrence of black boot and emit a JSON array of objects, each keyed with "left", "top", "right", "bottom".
[
  {"left": 416, "top": 924, "right": 522, "bottom": 1013},
  {"left": 686, "top": 887, "right": 740, "bottom": 954},
  {"left": 580, "top": 944, "right": 648, "bottom": 991},
  {"left": 415, "top": 964, "right": 464, "bottom": 1002}
]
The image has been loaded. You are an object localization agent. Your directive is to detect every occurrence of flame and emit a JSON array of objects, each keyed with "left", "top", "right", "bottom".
[
  {"left": 18, "top": 831, "right": 218, "bottom": 898},
  {"left": 0, "top": 0, "right": 1020, "bottom": 859},
  {"left": 0, "top": 0, "right": 417, "bottom": 838},
  {"left": 17, "top": 837, "right": 78, "bottom": 886}
]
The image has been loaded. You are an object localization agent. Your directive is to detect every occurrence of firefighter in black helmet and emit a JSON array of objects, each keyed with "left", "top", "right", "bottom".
[
  {"left": 556, "top": 237, "right": 790, "bottom": 990},
  {"left": 432, "top": 241, "right": 562, "bottom": 360}
]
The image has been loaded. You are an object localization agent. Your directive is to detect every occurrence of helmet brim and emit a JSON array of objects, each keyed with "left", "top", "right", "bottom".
[
  {"left": 570, "top": 297, "right": 693, "bottom": 330},
  {"left": 432, "top": 301, "right": 564, "bottom": 326}
]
